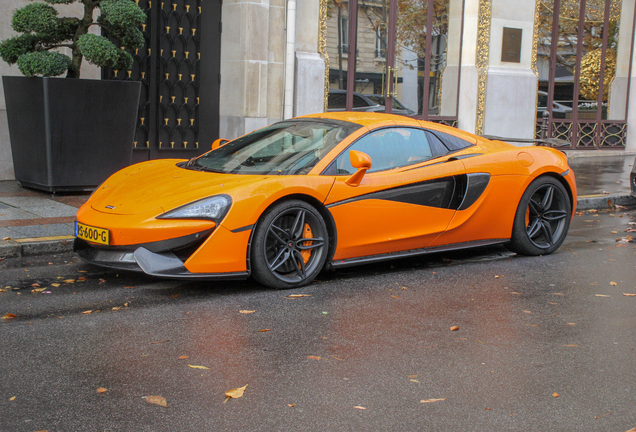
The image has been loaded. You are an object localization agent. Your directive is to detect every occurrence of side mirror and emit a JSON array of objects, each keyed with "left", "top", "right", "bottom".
[
  {"left": 211, "top": 138, "right": 229, "bottom": 150},
  {"left": 345, "top": 150, "right": 372, "bottom": 187}
]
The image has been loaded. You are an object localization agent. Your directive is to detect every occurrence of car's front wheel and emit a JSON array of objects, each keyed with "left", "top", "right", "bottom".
[
  {"left": 507, "top": 176, "right": 571, "bottom": 256},
  {"left": 251, "top": 200, "right": 329, "bottom": 289}
]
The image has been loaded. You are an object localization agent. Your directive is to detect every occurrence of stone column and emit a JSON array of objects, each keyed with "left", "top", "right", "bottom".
[
  {"left": 618, "top": 0, "right": 636, "bottom": 152},
  {"left": 458, "top": 0, "right": 537, "bottom": 140},
  {"left": 294, "top": 0, "right": 325, "bottom": 117}
]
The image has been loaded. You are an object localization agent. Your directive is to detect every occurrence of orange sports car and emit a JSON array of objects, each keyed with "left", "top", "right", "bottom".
[{"left": 75, "top": 112, "right": 577, "bottom": 288}]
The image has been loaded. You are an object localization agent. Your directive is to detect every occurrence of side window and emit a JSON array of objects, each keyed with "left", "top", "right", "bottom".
[
  {"left": 328, "top": 93, "right": 346, "bottom": 109},
  {"left": 426, "top": 130, "right": 474, "bottom": 152},
  {"left": 352, "top": 95, "right": 370, "bottom": 108},
  {"left": 334, "top": 128, "right": 438, "bottom": 175},
  {"left": 538, "top": 93, "right": 548, "bottom": 107}
]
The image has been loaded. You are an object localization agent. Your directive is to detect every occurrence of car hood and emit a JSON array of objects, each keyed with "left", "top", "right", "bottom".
[{"left": 90, "top": 160, "right": 266, "bottom": 215}]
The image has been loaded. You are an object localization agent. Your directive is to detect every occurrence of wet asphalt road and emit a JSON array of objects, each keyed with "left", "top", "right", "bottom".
[{"left": 1, "top": 210, "right": 635, "bottom": 432}]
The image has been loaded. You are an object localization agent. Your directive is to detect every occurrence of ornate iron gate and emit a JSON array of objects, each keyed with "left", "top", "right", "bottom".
[{"left": 103, "top": 0, "right": 222, "bottom": 162}]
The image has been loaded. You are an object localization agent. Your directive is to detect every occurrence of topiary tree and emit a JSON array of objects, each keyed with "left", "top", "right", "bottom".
[{"left": 0, "top": 0, "right": 146, "bottom": 78}]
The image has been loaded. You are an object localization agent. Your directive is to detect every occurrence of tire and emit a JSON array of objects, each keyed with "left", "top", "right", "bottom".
[
  {"left": 251, "top": 200, "right": 329, "bottom": 289},
  {"left": 507, "top": 176, "right": 571, "bottom": 256}
]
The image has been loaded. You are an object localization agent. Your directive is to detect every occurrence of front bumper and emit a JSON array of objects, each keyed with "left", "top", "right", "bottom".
[{"left": 74, "top": 230, "right": 249, "bottom": 280}]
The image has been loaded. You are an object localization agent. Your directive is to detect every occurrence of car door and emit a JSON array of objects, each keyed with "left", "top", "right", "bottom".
[{"left": 324, "top": 126, "right": 467, "bottom": 262}]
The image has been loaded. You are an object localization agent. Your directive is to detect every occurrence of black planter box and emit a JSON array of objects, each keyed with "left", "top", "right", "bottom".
[{"left": 3, "top": 76, "right": 141, "bottom": 192}]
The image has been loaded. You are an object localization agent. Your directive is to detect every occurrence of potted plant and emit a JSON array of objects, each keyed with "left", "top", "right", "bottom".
[{"left": 0, "top": 0, "right": 145, "bottom": 192}]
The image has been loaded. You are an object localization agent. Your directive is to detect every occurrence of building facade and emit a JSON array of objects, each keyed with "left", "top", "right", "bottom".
[{"left": 1, "top": 0, "right": 635, "bottom": 181}]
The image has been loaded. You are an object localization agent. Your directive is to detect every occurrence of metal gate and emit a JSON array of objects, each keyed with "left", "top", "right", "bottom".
[{"left": 103, "top": 0, "right": 222, "bottom": 163}]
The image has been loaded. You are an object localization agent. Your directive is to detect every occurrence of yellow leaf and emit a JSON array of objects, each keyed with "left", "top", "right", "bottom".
[
  {"left": 258, "top": 329, "right": 271, "bottom": 332},
  {"left": 9, "top": 396, "right": 16, "bottom": 401},
  {"left": 288, "top": 294, "right": 312, "bottom": 297},
  {"left": 353, "top": 406, "right": 366, "bottom": 410},
  {"left": 287, "top": 403, "right": 296, "bottom": 407},
  {"left": 81, "top": 310, "right": 92, "bottom": 314},
  {"left": 563, "top": 344, "right": 578, "bottom": 347},
  {"left": 390, "top": 295, "right": 401, "bottom": 299},
  {"left": 2, "top": 313, "right": 17, "bottom": 320},
  {"left": 307, "top": 356, "right": 321, "bottom": 360},
  {"left": 63, "top": 279, "right": 75, "bottom": 283},
  {"left": 239, "top": 310, "right": 256, "bottom": 314},
  {"left": 552, "top": 392, "right": 560, "bottom": 398},
  {"left": 178, "top": 355, "right": 189, "bottom": 360},
  {"left": 595, "top": 294, "right": 611, "bottom": 298},
  {"left": 552, "top": 293, "right": 564, "bottom": 296},
  {"left": 96, "top": 387, "right": 107, "bottom": 393},
  {"left": 524, "top": 310, "right": 532, "bottom": 314},
  {"left": 420, "top": 398, "right": 446, "bottom": 403},
  {"left": 188, "top": 364, "right": 210, "bottom": 370},
  {"left": 610, "top": 281, "right": 618, "bottom": 286},
  {"left": 50, "top": 283, "right": 60, "bottom": 287},
  {"left": 449, "top": 326, "right": 459, "bottom": 331},
  {"left": 410, "top": 379, "right": 420, "bottom": 383},
  {"left": 145, "top": 395, "right": 167, "bottom": 407},
  {"left": 623, "top": 293, "right": 636, "bottom": 297},
  {"left": 225, "top": 384, "right": 247, "bottom": 399}
]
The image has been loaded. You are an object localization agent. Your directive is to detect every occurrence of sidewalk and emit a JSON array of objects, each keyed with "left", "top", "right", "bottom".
[{"left": 1, "top": 153, "right": 635, "bottom": 258}]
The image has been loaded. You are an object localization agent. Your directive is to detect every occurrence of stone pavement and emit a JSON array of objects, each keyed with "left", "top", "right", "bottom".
[{"left": 0, "top": 153, "right": 635, "bottom": 258}]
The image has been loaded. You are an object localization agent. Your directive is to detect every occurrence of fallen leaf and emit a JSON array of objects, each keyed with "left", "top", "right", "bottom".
[
  {"left": 485, "top": 407, "right": 492, "bottom": 410},
  {"left": 307, "top": 356, "right": 321, "bottom": 360},
  {"left": 622, "top": 293, "right": 636, "bottom": 297},
  {"left": 51, "top": 283, "right": 60, "bottom": 287},
  {"left": 420, "top": 398, "right": 446, "bottom": 403},
  {"left": 610, "top": 281, "right": 618, "bottom": 286},
  {"left": 449, "top": 326, "right": 459, "bottom": 331},
  {"left": 63, "top": 279, "right": 75, "bottom": 283},
  {"left": 9, "top": 396, "right": 15, "bottom": 401},
  {"left": 552, "top": 293, "right": 564, "bottom": 296},
  {"left": 1, "top": 237, "right": 10, "bottom": 241},
  {"left": 390, "top": 295, "right": 401, "bottom": 299},
  {"left": 410, "top": 379, "right": 420, "bottom": 383},
  {"left": 99, "top": 278, "right": 106, "bottom": 283},
  {"left": 151, "top": 340, "right": 170, "bottom": 344},
  {"left": 353, "top": 406, "right": 367, "bottom": 410},
  {"left": 563, "top": 344, "right": 578, "bottom": 347},
  {"left": 567, "top": 323, "right": 576, "bottom": 326},
  {"left": 188, "top": 364, "right": 210, "bottom": 370},
  {"left": 552, "top": 392, "right": 560, "bottom": 397},
  {"left": 524, "top": 310, "right": 532, "bottom": 314},
  {"left": 595, "top": 294, "right": 611, "bottom": 298},
  {"left": 77, "top": 277, "right": 86, "bottom": 281},
  {"left": 112, "top": 306, "right": 122, "bottom": 311},
  {"left": 145, "top": 395, "right": 167, "bottom": 407},
  {"left": 31, "top": 283, "right": 40, "bottom": 288},
  {"left": 288, "top": 294, "right": 312, "bottom": 298},
  {"left": 225, "top": 384, "right": 247, "bottom": 399},
  {"left": 81, "top": 310, "right": 92, "bottom": 314},
  {"left": 287, "top": 403, "right": 296, "bottom": 407},
  {"left": 594, "top": 412, "right": 611, "bottom": 419},
  {"left": 2, "top": 313, "right": 17, "bottom": 320},
  {"left": 548, "top": 302, "right": 558, "bottom": 305},
  {"left": 239, "top": 310, "right": 256, "bottom": 314},
  {"left": 178, "top": 355, "right": 189, "bottom": 360},
  {"left": 124, "top": 286, "right": 136, "bottom": 289},
  {"left": 611, "top": 231, "right": 618, "bottom": 234},
  {"left": 31, "top": 288, "right": 46, "bottom": 293},
  {"left": 511, "top": 292, "right": 521, "bottom": 295},
  {"left": 96, "top": 387, "right": 107, "bottom": 393},
  {"left": 258, "top": 329, "right": 271, "bottom": 332}
]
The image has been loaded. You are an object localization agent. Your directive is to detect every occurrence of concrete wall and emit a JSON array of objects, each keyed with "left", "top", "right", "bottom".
[{"left": 0, "top": 0, "right": 100, "bottom": 181}]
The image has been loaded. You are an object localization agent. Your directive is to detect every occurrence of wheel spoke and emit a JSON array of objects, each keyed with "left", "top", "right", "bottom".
[
  {"left": 291, "top": 209, "right": 306, "bottom": 239},
  {"left": 527, "top": 218, "right": 542, "bottom": 239},
  {"left": 528, "top": 199, "right": 541, "bottom": 216},
  {"left": 540, "top": 186, "right": 554, "bottom": 210},
  {"left": 540, "top": 220, "right": 554, "bottom": 245},
  {"left": 296, "top": 238, "right": 325, "bottom": 250},
  {"left": 292, "top": 249, "right": 306, "bottom": 278},
  {"left": 543, "top": 209, "right": 568, "bottom": 221},
  {"left": 268, "top": 248, "right": 290, "bottom": 272},
  {"left": 269, "top": 224, "right": 288, "bottom": 244}
]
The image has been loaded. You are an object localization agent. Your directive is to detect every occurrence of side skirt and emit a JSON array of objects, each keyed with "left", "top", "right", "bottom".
[{"left": 326, "top": 239, "right": 509, "bottom": 269}]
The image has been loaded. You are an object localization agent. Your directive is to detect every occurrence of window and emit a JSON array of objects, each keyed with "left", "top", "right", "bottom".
[
  {"left": 339, "top": 16, "right": 349, "bottom": 54},
  {"left": 425, "top": 130, "right": 473, "bottom": 152},
  {"left": 375, "top": 24, "right": 387, "bottom": 58},
  {"left": 328, "top": 93, "right": 346, "bottom": 109},
  {"left": 333, "top": 128, "right": 442, "bottom": 175},
  {"left": 352, "top": 95, "right": 371, "bottom": 108}
]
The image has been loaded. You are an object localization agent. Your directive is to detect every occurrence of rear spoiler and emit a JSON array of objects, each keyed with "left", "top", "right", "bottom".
[{"left": 480, "top": 135, "right": 570, "bottom": 147}]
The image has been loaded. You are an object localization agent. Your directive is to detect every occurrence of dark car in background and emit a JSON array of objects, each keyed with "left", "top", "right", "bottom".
[
  {"left": 631, "top": 156, "right": 636, "bottom": 197},
  {"left": 327, "top": 90, "right": 416, "bottom": 116}
]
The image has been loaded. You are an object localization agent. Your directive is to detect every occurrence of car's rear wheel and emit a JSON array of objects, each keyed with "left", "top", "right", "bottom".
[
  {"left": 507, "top": 176, "right": 571, "bottom": 256},
  {"left": 251, "top": 200, "right": 329, "bottom": 289}
]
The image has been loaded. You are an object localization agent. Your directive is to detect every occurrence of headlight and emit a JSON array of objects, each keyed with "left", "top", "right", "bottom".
[{"left": 158, "top": 195, "right": 232, "bottom": 222}]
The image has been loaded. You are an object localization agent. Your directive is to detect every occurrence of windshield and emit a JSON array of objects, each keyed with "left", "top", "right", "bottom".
[{"left": 185, "top": 119, "right": 361, "bottom": 175}]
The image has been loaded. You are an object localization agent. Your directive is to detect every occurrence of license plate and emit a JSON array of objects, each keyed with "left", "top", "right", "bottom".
[{"left": 75, "top": 222, "right": 110, "bottom": 245}]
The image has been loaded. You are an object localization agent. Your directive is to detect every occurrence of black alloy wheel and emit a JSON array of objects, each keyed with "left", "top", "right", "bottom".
[
  {"left": 251, "top": 200, "right": 329, "bottom": 289},
  {"left": 507, "top": 176, "right": 571, "bottom": 256}
]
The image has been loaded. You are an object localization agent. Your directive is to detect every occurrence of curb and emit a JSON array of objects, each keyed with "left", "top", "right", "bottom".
[
  {"left": 576, "top": 193, "right": 636, "bottom": 211},
  {"left": 1, "top": 194, "right": 635, "bottom": 259},
  {"left": 0, "top": 236, "right": 74, "bottom": 259}
]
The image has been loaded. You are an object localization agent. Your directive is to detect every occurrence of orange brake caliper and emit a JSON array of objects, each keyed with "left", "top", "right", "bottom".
[{"left": 300, "top": 223, "right": 313, "bottom": 264}]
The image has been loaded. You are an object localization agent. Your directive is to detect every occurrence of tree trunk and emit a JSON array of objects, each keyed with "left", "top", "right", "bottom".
[{"left": 67, "top": 0, "right": 95, "bottom": 78}]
